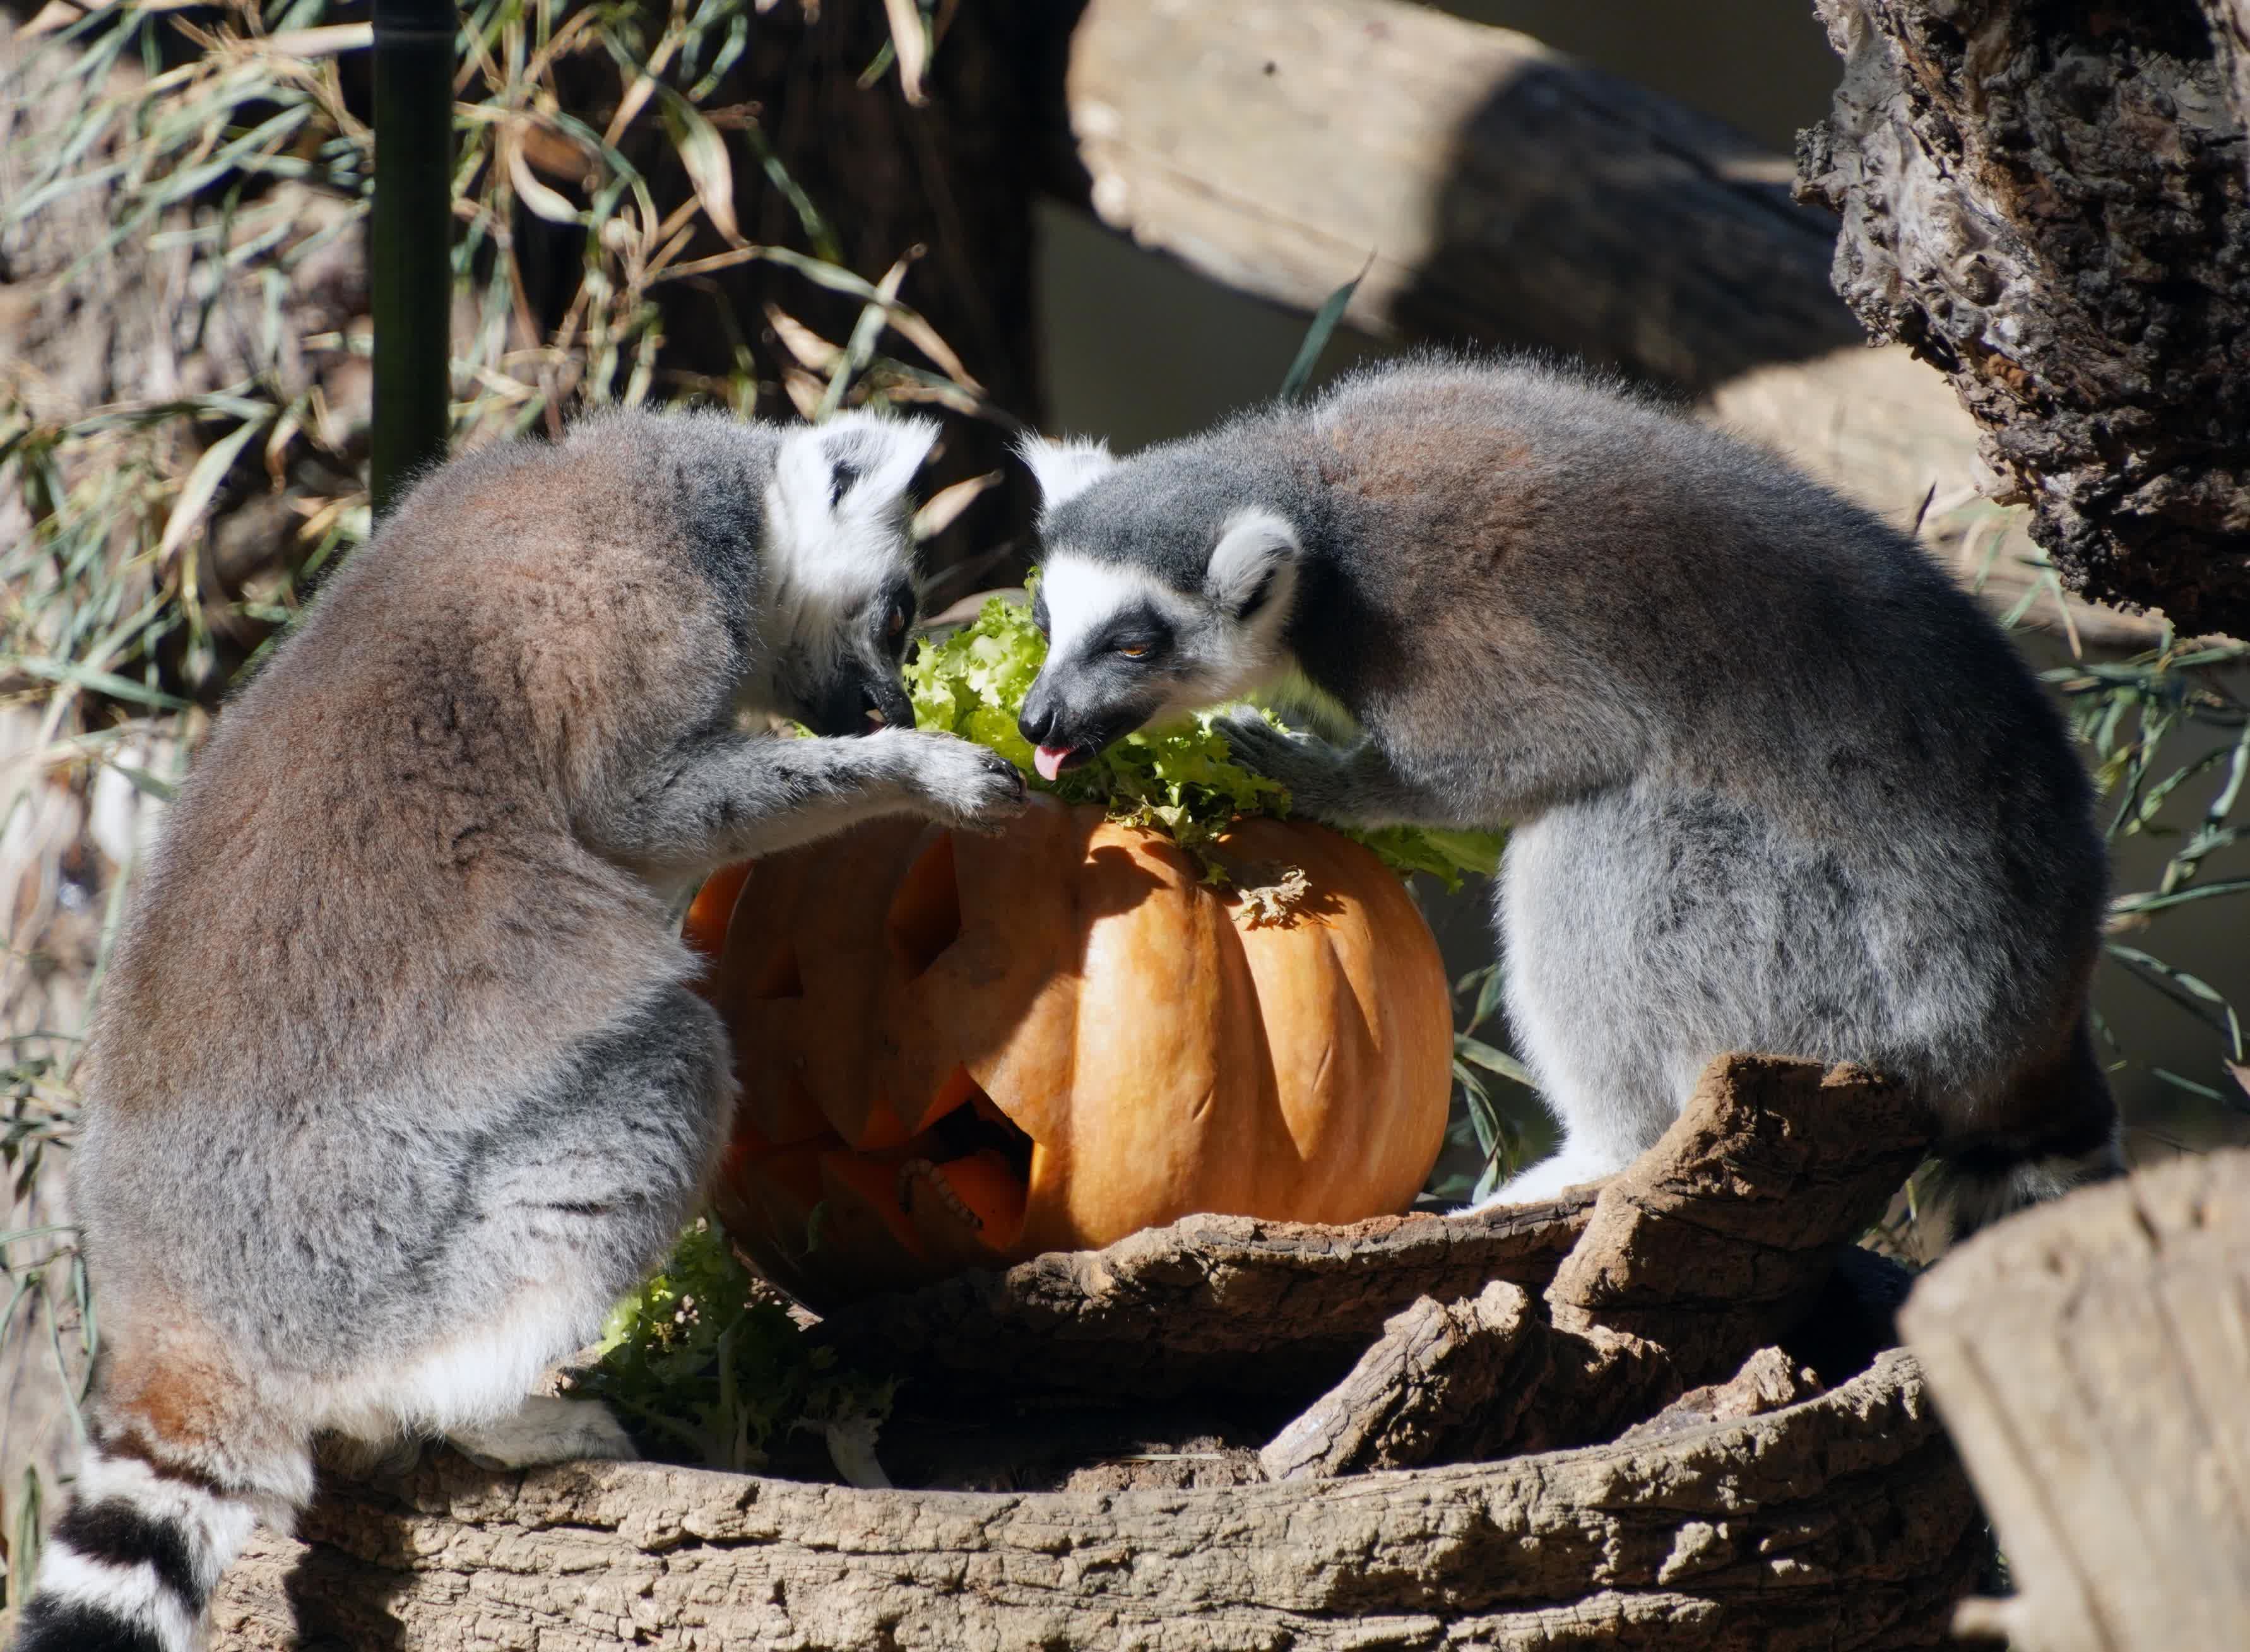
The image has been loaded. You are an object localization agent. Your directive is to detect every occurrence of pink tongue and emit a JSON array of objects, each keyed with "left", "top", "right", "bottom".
[{"left": 1034, "top": 745, "right": 1072, "bottom": 782}]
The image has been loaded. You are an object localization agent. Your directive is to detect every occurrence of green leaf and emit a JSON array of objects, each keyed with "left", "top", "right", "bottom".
[
  {"left": 1279, "top": 256, "right": 1371, "bottom": 403},
  {"left": 901, "top": 582, "right": 1503, "bottom": 885},
  {"left": 1455, "top": 1035, "right": 1535, "bottom": 1089}
]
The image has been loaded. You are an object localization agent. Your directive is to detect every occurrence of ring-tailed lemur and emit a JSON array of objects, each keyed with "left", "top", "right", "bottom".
[
  {"left": 13, "top": 408, "right": 1025, "bottom": 1652},
  {"left": 1014, "top": 355, "right": 2118, "bottom": 1225}
]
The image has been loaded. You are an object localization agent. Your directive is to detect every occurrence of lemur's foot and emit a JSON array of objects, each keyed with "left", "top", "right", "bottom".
[{"left": 448, "top": 1395, "right": 639, "bottom": 1470}]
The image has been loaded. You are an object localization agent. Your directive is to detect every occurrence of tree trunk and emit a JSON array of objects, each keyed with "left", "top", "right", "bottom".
[
  {"left": 1899, "top": 1145, "right": 2250, "bottom": 1652},
  {"left": 1797, "top": 0, "right": 2250, "bottom": 637}
]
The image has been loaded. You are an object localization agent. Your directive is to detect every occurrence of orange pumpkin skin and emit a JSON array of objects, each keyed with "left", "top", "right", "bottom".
[{"left": 686, "top": 795, "right": 1454, "bottom": 1306}]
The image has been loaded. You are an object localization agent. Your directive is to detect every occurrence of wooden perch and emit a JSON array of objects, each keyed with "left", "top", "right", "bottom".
[
  {"left": 1546, "top": 1054, "right": 1934, "bottom": 1375},
  {"left": 201, "top": 1053, "right": 1976, "bottom": 1647},
  {"left": 1900, "top": 1145, "right": 2250, "bottom": 1652},
  {"left": 212, "top": 1346, "right": 1980, "bottom": 1651},
  {"left": 1056, "top": 0, "right": 2169, "bottom": 647},
  {"left": 812, "top": 1188, "right": 1597, "bottom": 1401},
  {"left": 1259, "top": 1055, "right": 1935, "bottom": 1479}
]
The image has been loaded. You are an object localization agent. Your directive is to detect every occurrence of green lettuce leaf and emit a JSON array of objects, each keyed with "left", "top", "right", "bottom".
[{"left": 903, "top": 586, "right": 1504, "bottom": 889}]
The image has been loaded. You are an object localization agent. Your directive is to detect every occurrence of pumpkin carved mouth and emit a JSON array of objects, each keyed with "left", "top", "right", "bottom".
[{"left": 687, "top": 799, "right": 1452, "bottom": 1309}]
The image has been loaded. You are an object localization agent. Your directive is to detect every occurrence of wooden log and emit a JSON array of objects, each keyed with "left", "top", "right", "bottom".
[
  {"left": 1257, "top": 1280, "right": 1554, "bottom": 1480},
  {"left": 1061, "top": 0, "right": 1856, "bottom": 394},
  {"left": 209, "top": 1347, "right": 1981, "bottom": 1651},
  {"left": 1798, "top": 0, "right": 2250, "bottom": 637},
  {"left": 1253, "top": 1056, "right": 1934, "bottom": 1479},
  {"left": 812, "top": 1189, "right": 1597, "bottom": 1402},
  {"left": 1547, "top": 1054, "right": 1935, "bottom": 1380},
  {"left": 1898, "top": 1145, "right": 2250, "bottom": 1652},
  {"left": 1055, "top": 0, "right": 2169, "bottom": 647}
]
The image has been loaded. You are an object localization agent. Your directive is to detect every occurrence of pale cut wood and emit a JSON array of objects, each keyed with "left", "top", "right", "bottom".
[
  {"left": 1060, "top": 0, "right": 2169, "bottom": 647},
  {"left": 1900, "top": 1146, "right": 2250, "bottom": 1652},
  {"left": 1065, "top": 0, "right": 1854, "bottom": 394}
]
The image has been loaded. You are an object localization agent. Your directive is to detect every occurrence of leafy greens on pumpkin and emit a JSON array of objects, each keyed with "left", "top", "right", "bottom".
[{"left": 903, "top": 586, "right": 1505, "bottom": 890}]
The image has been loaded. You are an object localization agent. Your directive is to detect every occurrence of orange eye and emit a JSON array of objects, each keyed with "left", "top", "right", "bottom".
[
  {"left": 887, "top": 609, "right": 906, "bottom": 639},
  {"left": 1116, "top": 642, "right": 1150, "bottom": 659}
]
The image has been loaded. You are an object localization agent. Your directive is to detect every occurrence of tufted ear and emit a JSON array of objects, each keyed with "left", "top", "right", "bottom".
[
  {"left": 1205, "top": 507, "right": 1302, "bottom": 620},
  {"left": 1014, "top": 432, "right": 1118, "bottom": 516},
  {"left": 776, "top": 410, "right": 940, "bottom": 521},
  {"left": 769, "top": 411, "right": 940, "bottom": 586}
]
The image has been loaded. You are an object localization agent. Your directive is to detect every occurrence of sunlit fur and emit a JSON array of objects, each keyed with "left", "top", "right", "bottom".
[
  {"left": 1017, "top": 354, "right": 2120, "bottom": 1235},
  {"left": 12, "top": 408, "right": 1023, "bottom": 1652}
]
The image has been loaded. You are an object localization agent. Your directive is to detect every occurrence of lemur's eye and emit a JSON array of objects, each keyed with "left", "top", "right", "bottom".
[
  {"left": 887, "top": 608, "right": 906, "bottom": 640},
  {"left": 1116, "top": 641, "right": 1151, "bottom": 660}
]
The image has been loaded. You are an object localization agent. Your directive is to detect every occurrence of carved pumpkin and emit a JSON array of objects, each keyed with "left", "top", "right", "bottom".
[{"left": 686, "top": 795, "right": 1453, "bottom": 1306}]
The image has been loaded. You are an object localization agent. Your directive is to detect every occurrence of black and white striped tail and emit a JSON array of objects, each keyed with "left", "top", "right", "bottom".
[{"left": 11, "top": 1438, "right": 261, "bottom": 1652}]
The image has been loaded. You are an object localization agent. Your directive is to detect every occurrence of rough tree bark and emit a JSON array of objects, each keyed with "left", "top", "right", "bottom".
[
  {"left": 211, "top": 1352, "right": 1979, "bottom": 1652},
  {"left": 201, "top": 1058, "right": 1982, "bottom": 1649},
  {"left": 1900, "top": 1145, "right": 2250, "bottom": 1652},
  {"left": 1798, "top": 0, "right": 2250, "bottom": 636}
]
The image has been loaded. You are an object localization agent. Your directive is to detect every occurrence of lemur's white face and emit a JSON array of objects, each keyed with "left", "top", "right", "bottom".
[
  {"left": 1016, "top": 435, "right": 1302, "bottom": 778},
  {"left": 757, "top": 410, "right": 937, "bottom": 735}
]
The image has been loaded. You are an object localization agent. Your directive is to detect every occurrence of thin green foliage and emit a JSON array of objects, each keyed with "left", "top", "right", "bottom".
[
  {"left": 2048, "top": 633, "right": 2250, "bottom": 1109},
  {"left": 565, "top": 1220, "right": 894, "bottom": 1475},
  {"left": 1278, "top": 257, "right": 1370, "bottom": 403}
]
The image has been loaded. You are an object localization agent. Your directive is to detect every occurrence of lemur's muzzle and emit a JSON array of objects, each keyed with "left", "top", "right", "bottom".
[
  {"left": 804, "top": 665, "right": 916, "bottom": 738},
  {"left": 1019, "top": 670, "right": 1147, "bottom": 779}
]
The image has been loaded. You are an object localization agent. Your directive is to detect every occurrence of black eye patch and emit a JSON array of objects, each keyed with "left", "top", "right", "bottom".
[
  {"left": 1092, "top": 599, "right": 1172, "bottom": 660},
  {"left": 828, "top": 458, "right": 864, "bottom": 509}
]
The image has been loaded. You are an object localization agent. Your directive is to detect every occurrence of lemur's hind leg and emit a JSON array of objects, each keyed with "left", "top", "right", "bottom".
[{"left": 315, "top": 984, "right": 732, "bottom": 1467}]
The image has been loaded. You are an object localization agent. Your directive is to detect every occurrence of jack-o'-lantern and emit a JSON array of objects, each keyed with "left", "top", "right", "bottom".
[{"left": 685, "top": 795, "right": 1453, "bottom": 1307}]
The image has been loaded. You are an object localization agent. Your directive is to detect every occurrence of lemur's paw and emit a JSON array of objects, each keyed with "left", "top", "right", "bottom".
[
  {"left": 449, "top": 1395, "right": 640, "bottom": 1470},
  {"left": 901, "top": 732, "right": 1029, "bottom": 834},
  {"left": 1216, "top": 711, "right": 1351, "bottom": 809}
]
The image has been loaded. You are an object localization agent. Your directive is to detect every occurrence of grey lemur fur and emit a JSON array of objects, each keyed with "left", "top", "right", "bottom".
[
  {"left": 1015, "top": 353, "right": 2119, "bottom": 1225},
  {"left": 13, "top": 408, "right": 1026, "bottom": 1652}
]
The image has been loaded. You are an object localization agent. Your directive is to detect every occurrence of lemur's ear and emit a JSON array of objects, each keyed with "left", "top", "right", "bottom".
[
  {"left": 1014, "top": 432, "right": 1116, "bottom": 515},
  {"left": 777, "top": 411, "right": 940, "bottom": 521},
  {"left": 1205, "top": 508, "right": 1301, "bottom": 620},
  {"left": 771, "top": 412, "right": 940, "bottom": 577}
]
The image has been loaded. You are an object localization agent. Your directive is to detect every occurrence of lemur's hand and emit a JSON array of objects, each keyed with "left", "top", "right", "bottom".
[
  {"left": 889, "top": 731, "right": 1030, "bottom": 835},
  {"left": 1216, "top": 710, "right": 1363, "bottom": 820}
]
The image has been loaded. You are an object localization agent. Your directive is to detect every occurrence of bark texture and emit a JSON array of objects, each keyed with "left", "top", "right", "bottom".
[
  {"left": 210, "top": 1349, "right": 1979, "bottom": 1652},
  {"left": 199, "top": 1058, "right": 1978, "bottom": 1648},
  {"left": 1799, "top": 0, "right": 2250, "bottom": 635},
  {"left": 1900, "top": 1145, "right": 2250, "bottom": 1652},
  {"left": 813, "top": 1189, "right": 1596, "bottom": 1401}
]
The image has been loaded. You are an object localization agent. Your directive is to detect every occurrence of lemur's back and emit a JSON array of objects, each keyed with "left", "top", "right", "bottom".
[
  {"left": 1310, "top": 361, "right": 2107, "bottom": 1176},
  {"left": 88, "top": 429, "right": 724, "bottom": 1128}
]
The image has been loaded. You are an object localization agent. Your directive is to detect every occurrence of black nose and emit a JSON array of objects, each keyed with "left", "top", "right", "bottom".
[
  {"left": 1017, "top": 695, "right": 1055, "bottom": 749},
  {"left": 865, "top": 676, "right": 915, "bottom": 734}
]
